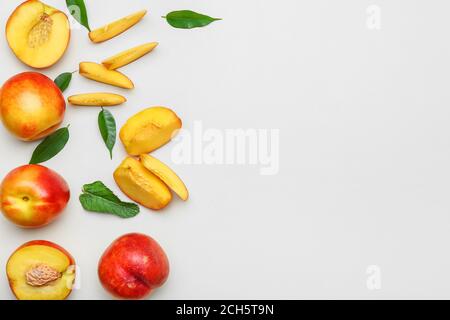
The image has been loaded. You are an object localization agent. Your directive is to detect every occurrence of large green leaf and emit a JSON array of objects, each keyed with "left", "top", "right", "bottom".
[
  {"left": 30, "top": 126, "right": 70, "bottom": 164},
  {"left": 79, "top": 181, "right": 140, "bottom": 218}
]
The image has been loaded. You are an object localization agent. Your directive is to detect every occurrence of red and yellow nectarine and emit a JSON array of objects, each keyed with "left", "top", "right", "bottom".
[
  {"left": 0, "top": 72, "right": 66, "bottom": 141},
  {"left": 0, "top": 164, "right": 70, "bottom": 228},
  {"left": 98, "top": 233, "right": 170, "bottom": 299}
]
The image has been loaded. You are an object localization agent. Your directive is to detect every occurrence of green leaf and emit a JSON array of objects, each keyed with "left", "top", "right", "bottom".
[
  {"left": 66, "top": 0, "right": 91, "bottom": 31},
  {"left": 98, "top": 108, "right": 116, "bottom": 159},
  {"left": 54, "top": 72, "right": 72, "bottom": 93},
  {"left": 30, "top": 126, "right": 70, "bottom": 164},
  {"left": 163, "top": 10, "right": 221, "bottom": 29},
  {"left": 79, "top": 181, "right": 140, "bottom": 218}
]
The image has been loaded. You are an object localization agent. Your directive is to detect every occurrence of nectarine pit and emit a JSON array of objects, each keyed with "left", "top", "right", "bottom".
[
  {"left": 28, "top": 14, "right": 53, "bottom": 48},
  {"left": 25, "top": 264, "right": 61, "bottom": 287}
]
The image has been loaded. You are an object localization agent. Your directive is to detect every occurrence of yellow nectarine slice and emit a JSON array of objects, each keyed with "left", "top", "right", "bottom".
[
  {"left": 6, "top": 0, "right": 70, "bottom": 68},
  {"left": 114, "top": 157, "right": 172, "bottom": 210},
  {"left": 102, "top": 42, "right": 159, "bottom": 70},
  {"left": 120, "top": 107, "right": 182, "bottom": 155},
  {"left": 89, "top": 10, "right": 147, "bottom": 43},
  {"left": 7, "top": 242, "right": 76, "bottom": 300},
  {"left": 68, "top": 93, "right": 126, "bottom": 106},
  {"left": 79, "top": 62, "right": 134, "bottom": 89},
  {"left": 140, "top": 154, "right": 189, "bottom": 201}
]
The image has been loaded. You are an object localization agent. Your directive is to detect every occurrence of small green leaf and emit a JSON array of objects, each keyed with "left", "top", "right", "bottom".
[
  {"left": 66, "top": 0, "right": 91, "bottom": 31},
  {"left": 30, "top": 126, "right": 70, "bottom": 164},
  {"left": 164, "top": 10, "right": 221, "bottom": 29},
  {"left": 98, "top": 108, "right": 116, "bottom": 159},
  {"left": 54, "top": 72, "right": 72, "bottom": 93},
  {"left": 79, "top": 181, "right": 140, "bottom": 218}
]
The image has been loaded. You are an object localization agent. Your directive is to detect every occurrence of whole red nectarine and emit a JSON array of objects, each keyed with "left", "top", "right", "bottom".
[
  {"left": 98, "top": 233, "right": 170, "bottom": 299},
  {"left": 0, "top": 72, "right": 66, "bottom": 141},
  {"left": 0, "top": 164, "right": 70, "bottom": 228}
]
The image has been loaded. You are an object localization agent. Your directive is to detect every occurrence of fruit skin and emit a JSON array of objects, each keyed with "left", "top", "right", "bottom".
[
  {"left": 7, "top": 240, "right": 76, "bottom": 300},
  {"left": 79, "top": 62, "right": 134, "bottom": 89},
  {"left": 98, "top": 233, "right": 169, "bottom": 299},
  {"left": 0, "top": 72, "right": 66, "bottom": 141},
  {"left": 0, "top": 164, "right": 70, "bottom": 228},
  {"left": 68, "top": 93, "right": 127, "bottom": 106},
  {"left": 114, "top": 157, "right": 172, "bottom": 210},
  {"left": 140, "top": 154, "right": 189, "bottom": 201},
  {"left": 6, "top": 0, "right": 71, "bottom": 69},
  {"left": 120, "top": 107, "right": 182, "bottom": 155},
  {"left": 89, "top": 10, "right": 147, "bottom": 43},
  {"left": 102, "top": 42, "right": 159, "bottom": 70}
]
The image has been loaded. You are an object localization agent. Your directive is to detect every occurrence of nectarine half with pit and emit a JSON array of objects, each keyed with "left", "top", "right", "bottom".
[
  {"left": 0, "top": 164, "right": 70, "bottom": 228},
  {"left": 7, "top": 240, "right": 76, "bottom": 300},
  {"left": 98, "top": 233, "right": 169, "bottom": 299},
  {"left": 6, "top": 0, "right": 70, "bottom": 68},
  {"left": 0, "top": 72, "right": 66, "bottom": 141}
]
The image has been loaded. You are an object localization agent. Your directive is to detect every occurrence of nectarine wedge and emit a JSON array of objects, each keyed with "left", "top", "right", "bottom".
[
  {"left": 89, "top": 10, "right": 147, "bottom": 43},
  {"left": 140, "top": 154, "right": 189, "bottom": 201},
  {"left": 6, "top": 0, "right": 70, "bottom": 68},
  {"left": 68, "top": 93, "right": 126, "bottom": 106},
  {"left": 120, "top": 107, "right": 182, "bottom": 155},
  {"left": 7, "top": 241, "right": 76, "bottom": 300},
  {"left": 102, "top": 42, "right": 158, "bottom": 70},
  {"left": 79, "top": 62, "right": 134, "bottom": 89},
  {"left": 114, "top": 157, "right": 172, "bottom": 210}
]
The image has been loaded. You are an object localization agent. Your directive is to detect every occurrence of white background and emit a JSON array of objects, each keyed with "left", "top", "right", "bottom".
[{"left": 0, "top": 0, "right": 449, "bottom": 299}]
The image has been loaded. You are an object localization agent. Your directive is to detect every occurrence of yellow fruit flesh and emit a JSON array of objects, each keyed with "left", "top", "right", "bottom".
[
  {"left": 6, "top": 0, "right": 70, "bottom": 68},
  {"left": 114, "top": 157, "right": 172, "bottom": 210},
  {"left": 68, "top": 93, "right": 126, "bottom": 106},
  {"left": 120, "top": 107, "right": 182, "bottom": 155},
  {"left": 7, "top": 245, "right": 75, "bottom": 300},
  {"left": 102, "top": 42, "right": 158, "bottom": 70},
  {"left": 79, "top": 62, "right": 134, "bottom": 89},
  {"left": 89, "top": 10, "right": 147, "bottom": 43},
  {"left": 140, "top": 154, "right": 189, "bottom": 201}
]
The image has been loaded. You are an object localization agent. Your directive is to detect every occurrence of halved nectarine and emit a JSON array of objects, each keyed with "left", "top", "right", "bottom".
[
  {"left": 6, "top": 0, "right": 71, "bottom": 69},
  {"left": 120, "top": 107, "right": 182, "bottom": 155},
  {"left": 6, "top": 240, "right": 76, "bottom": 300}
]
